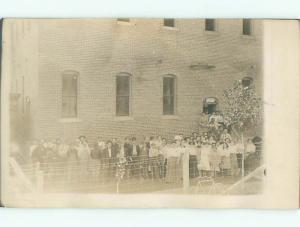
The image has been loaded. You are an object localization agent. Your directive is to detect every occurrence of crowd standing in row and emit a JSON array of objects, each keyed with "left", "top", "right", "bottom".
[
  {"left": 26, "top": 134, "right": 258, "bottom": 183},
  {"left": 10, "top": 111, "right": 261, "bottom": 184}
]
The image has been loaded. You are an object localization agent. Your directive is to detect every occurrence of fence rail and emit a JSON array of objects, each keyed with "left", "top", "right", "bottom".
[{"left": 9, "top": 150, "right": 264, "bottom": 195}]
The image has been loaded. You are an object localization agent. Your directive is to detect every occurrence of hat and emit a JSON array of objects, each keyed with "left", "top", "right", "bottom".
[
  {"left": 174, "top": 135, "right": 181, "bottom": 141},
  {"left": 210, "top": 139, "right": 216, "bottom": 144},
  {"left": 78, "top": 135, "right": 86, "bottom": 140}
]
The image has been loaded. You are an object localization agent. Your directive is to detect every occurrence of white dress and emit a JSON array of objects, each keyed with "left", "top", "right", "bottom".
[
  {"left": 77, "top": 142, "right": 91, "bottom": 174},
  {"left": 198, "top": 145, "right": 211, "bottom": 171},
  {"left": 77, "top": 143, "right": 91, "bottom": 160}
]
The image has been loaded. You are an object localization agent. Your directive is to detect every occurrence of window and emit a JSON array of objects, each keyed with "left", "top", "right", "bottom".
[
  {"left": 203, "top": 97, "right": 218, "bottom": 114},
  {"left": 243, "top": 19, "right": 252, "bottom": 35},
  {"left": 163, "top": 18, "right": 175, "bottom": 27},
  {"left": 62, "top": 72, "right": 78, "bottom": 118},
  {"left": 117, "top": 18, "right": 130, "bottom": 23},
  {"left": 116, "top": 74, "right": 131, "bottom": 116},
  {"left": 205, "top": 19, "right": 216, "bottom": 31},
  {"left": 163, "top": 76, "right": 176, "bottom": 115},
  {"left": 242, "top": 77, "right": 253, "bottom": 88}
]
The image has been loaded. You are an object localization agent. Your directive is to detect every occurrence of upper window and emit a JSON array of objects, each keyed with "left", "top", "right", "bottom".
[
  {"left": 203, "top": 97, "right": 218, "bottom": 114},
  {"left": 163, "top": 18, "right": 175, "bottom": 27},
  {"left": 163, "top": 75, "right": 176, "bottom": 115},
  {"left": 242, "top": 77, "right": 253, "bottom": 88},
  {"left": 117, "top": 18, "right": 130, "bottom": 23},
  {"left": 62, "top": 72, "right": 78, "bottom": 118},
  {"left": 243, "top": 19, "right": 252, "bottom": 35},
  {"left": 116, "top": 73, "right": 131, "bottom": 116},
  {"left": 205, "top": 19, "right": 216, "bottom": 31}
]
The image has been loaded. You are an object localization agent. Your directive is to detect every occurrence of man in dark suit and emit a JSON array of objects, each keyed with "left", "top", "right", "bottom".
[
  {"left": 123, "top": 137, "right": 133, "bottom": 178},
  {"left": 92, "top": 137, "right": 105, "bottom": 160},
  {"left": 139, "top": 136, "right": 150, "bottom": 179},
  {"left": 111, "top": 138, "right": 120, "bottom": 159},
  {"left": 102, "top": 138, "right": 120, "bottom": 180},
  {"left": 124, "top": 137, "right": 133, "bottom": 159},
  {"left": 131, "top": 137, "right": 142, "bottom": 177},
  {"left": 102, "top": 140, "right": 115, "bottom": 180}
]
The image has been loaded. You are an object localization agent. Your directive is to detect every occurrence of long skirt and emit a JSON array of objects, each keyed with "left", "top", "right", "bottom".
[
  {"left": 177, "top": 154, "right": 184, "bottom": 180},
  {"left": 165, "top": 157, "right": 178, "bottom": 183},
  {"left": 221, "top": 156, "right": 231, "bottom": 170},
  {"left": 89, "top": 159, "right": 101, "bottom": 182},
  {"left": 67, "top": 159, "right": 79, "bottom": 185},
  {"left": 198, "top": 154, "right": 211, "bottom": 171},
  {"left": 189, "top": 155, "right": 199, "bottom": 178},
  {"left": 138, "top": 155, "right": 149, "bottom": 178},
  {"left": 149, "top": 156, "right": 159, "bottom": 179},
  {"left": 230, "top": 154, "right": 239, "bottom": 176}
]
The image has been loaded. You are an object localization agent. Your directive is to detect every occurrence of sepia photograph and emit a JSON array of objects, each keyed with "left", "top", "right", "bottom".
[{"left": 0, "top": 18, "right": 299, "bottom": 208}]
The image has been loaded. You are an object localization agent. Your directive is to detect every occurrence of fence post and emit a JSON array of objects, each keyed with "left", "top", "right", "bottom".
[
  {"left": 241, "top": 133, "right": 245, "bottom": 178},
  {"left": 35, "top": 162, "right": 44, "bottom": 193},
  {"left": 183, "top": 150, "right": 190, "bottom": 193}
]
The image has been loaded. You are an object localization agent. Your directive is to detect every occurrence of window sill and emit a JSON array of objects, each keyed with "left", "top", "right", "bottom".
[
  {"left": 204, "top": 30, "right": 219, "bottom": 36},
  {"left": 59, "top": 118, "right": 82, "bottom": 123},
  {"left": 117, "top": 21, "right": 133, "bottom": 26},
  {"left": 240, "top": 34, "right": 255, "bottom": 40},
  {"left": 162, "top": 26, "right": 178, "bottom": 31},
  {"left": 114, "top": 116, "right": 134, "bottom": 121},
  {"left": 161, "top": 115, "right": 179, "bottom": 120}
]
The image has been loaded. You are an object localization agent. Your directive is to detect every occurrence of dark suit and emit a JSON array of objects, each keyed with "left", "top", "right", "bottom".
[
  {"left": 111, "top": 143, "right": 120, "bottom": 158},
  {"left": 104, "top": 145, "right": 119, "bottom": 179},
  {"left": 92, "top": 142, "right": 102, "bottom": 159},
  {"left": 132, "top": 144, "right": 141, "bottom": 156},
  {"left": 124, "top": 143, "right": 133, "bottom": 158},
  {"left": 131, "top": 144, "right": 143, "bottom": 177}
]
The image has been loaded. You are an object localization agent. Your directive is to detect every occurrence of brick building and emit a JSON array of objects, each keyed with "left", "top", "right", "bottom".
[{"left": 8, "top": 19, "right": 263, "bottom": 142}]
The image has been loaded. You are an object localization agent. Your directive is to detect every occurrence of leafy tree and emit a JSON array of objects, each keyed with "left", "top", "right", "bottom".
[
  {"left": 222, "top": 79, "right": 263, "bottom": 176},
  {"left": 223, "top": 79, "right": 263, "bottom": 136}
]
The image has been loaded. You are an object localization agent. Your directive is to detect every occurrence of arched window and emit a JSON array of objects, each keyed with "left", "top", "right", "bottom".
[
  {"left": 242, "top": 77, "right": 253, "bottom": 88},
  {"left": 62, "top": 71, "right": 79, "bottom": 118},
  {"left": 203, "top": 97, "right": 218, "bottom": 114},
  {"left": 116, "top": 73, "right": 131, "bottom": 116},
  {"left": 163, "top": 75, "right": 176, "bottom": 115}
]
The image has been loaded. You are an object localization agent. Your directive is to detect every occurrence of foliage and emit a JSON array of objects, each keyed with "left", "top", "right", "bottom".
[{"left": 223, "top": 79, "right": 263, "bottom": 133}]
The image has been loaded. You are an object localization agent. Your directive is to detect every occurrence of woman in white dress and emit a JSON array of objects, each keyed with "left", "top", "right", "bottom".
[
  {"left": 245, "top": 138, "right": 257, "bottom": 173},
  {"left": 176, "top": 141, "right": 186, "bottom": 181},
  {"left": 77, "top": 136, "right": 91, "bottom": 182},
  {"left": 227, "top": 139, "right": 238, "bottom": 177},
  {"left": 165, "top": 142, "right": 179, "bottom": 183},
  {"left": 219, "top": 141, "right": 231, "bottom": 176},
  {"left": 198, "top": 142, "right": 211, "bottom": 177},
  {"left": 209, "top": 141, "right": 221, "bottom": 177}
]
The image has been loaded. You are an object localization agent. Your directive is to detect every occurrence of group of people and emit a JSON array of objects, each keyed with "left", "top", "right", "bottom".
[
  {"left": 23, "top": 129, "right": 260, "bottom": 185},
  {"left": 8, "top": 111, "right": 261, "bottom": 186}
]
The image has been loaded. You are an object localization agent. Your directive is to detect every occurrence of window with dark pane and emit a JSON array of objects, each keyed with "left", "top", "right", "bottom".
[
  {"left": 163, "top": 76, "right": 175, "bottom": 115},
  {"left": 163, "top": 18, "right": 175, "bottom": 27},
  {"left": 205, "top": 19, "right": 216, "bottom": 31},
  {"left": 116, "top": 75, "right": 130, "bottom": 116},
  {"left": 203, "top": 97, "right": 218, "bottom": 114},
  {"left": 62, "top": 73, "right": 78, "bottom": 118},
  {"left": 243, "top": 19, "right": 252, "bottom": 35},
  {"left": 117, "top": 18, "right": 130, "bottom": 23}
]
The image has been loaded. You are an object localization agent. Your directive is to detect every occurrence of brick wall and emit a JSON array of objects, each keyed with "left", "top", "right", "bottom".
[{"left": 34, "top": 19, "right": 263, "bottom": 143}]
